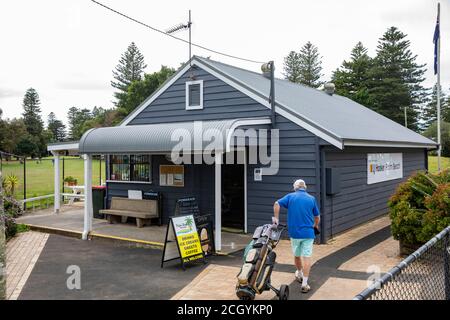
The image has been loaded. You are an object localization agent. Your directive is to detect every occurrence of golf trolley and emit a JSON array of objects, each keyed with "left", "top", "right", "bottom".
[{"left": 235, "top": 223, "right": 289, "bottom": 300}]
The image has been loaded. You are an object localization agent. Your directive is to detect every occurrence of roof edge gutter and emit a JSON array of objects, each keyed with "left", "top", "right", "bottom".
[{"left": 343, "top": 139, "right": 438, "bottom": 149}]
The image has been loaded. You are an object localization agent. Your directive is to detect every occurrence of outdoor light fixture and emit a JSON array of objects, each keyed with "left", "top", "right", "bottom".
[{"left": 261, "top": 61, "right": 276, "bottom": 126}]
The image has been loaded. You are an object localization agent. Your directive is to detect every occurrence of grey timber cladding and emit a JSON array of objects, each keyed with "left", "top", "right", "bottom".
[
  {"left": 128, "top": 66, "right": 271, "bottom": 125},
  {"left": 246, "top": 114, "right": 320, "bottom": 232},
  {"left": 323, "top": 147, "right": 426, "bottom": 239}
]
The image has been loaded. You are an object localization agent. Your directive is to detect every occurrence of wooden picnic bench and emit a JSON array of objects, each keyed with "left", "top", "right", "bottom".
[{"left": 99, "top": 197, "right": 159, "bottom": 228}]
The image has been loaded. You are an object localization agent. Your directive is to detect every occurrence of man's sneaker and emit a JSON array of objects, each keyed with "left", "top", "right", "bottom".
[
  {"left": 295, "top": 270, "right": 303, "bottom": 283},
  {"left": 301, "top": 285, "right": 311, "bottom": 293}
]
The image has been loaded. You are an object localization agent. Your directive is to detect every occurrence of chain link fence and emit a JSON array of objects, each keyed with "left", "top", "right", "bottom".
[{"left": 354, "top": 226, "right": 450, "bottom": 300}]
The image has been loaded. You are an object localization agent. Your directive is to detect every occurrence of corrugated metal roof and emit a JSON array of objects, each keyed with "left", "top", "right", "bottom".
[
  {"left": 194, "top": 56, "right": 437, "bottom": 148},
  {"left": 79, "top": 118, "right": 270, "bottom": 154}
]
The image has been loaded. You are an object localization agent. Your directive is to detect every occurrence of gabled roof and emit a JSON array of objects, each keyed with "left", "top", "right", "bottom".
[{"left": 121, "top": 56, "right": 437, "bottom": 150}]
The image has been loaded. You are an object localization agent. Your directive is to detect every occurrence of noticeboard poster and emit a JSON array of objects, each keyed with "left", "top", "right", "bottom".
[
  {"left": 367, "top": 153, "right": 403, "bottom": 184},
  {"left": 161, "top": 214, "right": 205, "bottom": 269},
  {"left": 159, "top": 165, "right": 184, "bottom": 187}
]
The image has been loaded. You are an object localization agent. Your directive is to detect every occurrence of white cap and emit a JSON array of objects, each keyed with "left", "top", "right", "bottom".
[{"left": 293, "top": 179, "right": 307, "bottom": 191}]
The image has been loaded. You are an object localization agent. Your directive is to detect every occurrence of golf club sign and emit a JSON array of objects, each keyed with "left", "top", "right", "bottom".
[{"left": 161, "top": 214, "right": 206, "bottom": 269}]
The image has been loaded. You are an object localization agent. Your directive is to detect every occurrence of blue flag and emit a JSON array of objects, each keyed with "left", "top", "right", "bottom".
[{"left": 434, "top": 11, "right": 440, "bottom": 75}]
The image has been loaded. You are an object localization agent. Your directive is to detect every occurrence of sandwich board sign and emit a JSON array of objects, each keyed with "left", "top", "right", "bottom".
[
  {"left": 161, "top": 214, "right": 206, "bottom": 269},
  {"left": 174, "top": 196, "right": 215, "bottom": 255}
]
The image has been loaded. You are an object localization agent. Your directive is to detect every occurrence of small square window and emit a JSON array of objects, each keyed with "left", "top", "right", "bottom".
[{"left": 186, "top": 80, "right": 203, "bottom": 110}]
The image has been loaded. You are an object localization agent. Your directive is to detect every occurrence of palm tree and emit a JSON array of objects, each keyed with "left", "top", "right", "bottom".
[
  {"left": 185, "top": 216, "right": 194, "bottom": 232},
  {"left": 4, "top": 174, "right": 20, "bottom": 196}
]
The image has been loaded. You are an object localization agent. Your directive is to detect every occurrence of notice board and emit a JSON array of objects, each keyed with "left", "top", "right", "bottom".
[
  {"left": 159, "top": 165, "right": 184, "bottom": 187},
  {"left": 161, "top": 214, "right": 205, "bottom": 269}
]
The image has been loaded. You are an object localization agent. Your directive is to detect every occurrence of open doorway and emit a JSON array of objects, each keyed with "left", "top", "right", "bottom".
[{"left": 221, "top": 152, "right": 245, "bottom": 232}]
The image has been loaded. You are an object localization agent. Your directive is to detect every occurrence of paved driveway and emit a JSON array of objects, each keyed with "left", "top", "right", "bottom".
[
  {"left": 18, "top": 235, "right": 212, "bottom": 300},
  {"left": 13, "top": 215, "right": 400, "bottom": 300}
]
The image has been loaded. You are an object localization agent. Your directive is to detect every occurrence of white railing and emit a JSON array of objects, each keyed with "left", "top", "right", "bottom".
[
  {"left": 20, "top": 194, "right": 54, "bottom": 211},
  {"left": 20, "top": 193, "right": 85, "bottom": 211}
]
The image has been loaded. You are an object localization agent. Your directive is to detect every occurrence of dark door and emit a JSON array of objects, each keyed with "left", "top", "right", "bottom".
[{"left": 222, "top": 162, "right": 245, "bottom": 231}]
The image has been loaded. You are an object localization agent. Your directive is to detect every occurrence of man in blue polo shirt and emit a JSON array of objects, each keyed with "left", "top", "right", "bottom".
[{"left": 273, "top": 179, "right": 320, "bottom": 293}]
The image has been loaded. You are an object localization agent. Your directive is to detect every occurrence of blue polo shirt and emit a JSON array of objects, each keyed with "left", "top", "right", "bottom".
[{"left": 277, "top": 189, "right": 320, "bottom": 239}]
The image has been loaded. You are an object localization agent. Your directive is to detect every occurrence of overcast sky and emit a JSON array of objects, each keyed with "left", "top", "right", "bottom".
[{"left": 0, "top": 0, "right": 448, "bottom": 125}]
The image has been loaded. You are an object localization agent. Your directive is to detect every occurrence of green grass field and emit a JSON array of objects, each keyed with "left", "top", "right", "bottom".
[
  {"left": 428, "top": 156, "right": 450, "bottom": 173},
  {"left": 1, "top": 156, "right": 105, "bottom": 201}
]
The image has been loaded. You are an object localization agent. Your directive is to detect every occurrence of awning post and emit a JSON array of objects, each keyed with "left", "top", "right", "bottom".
[
  {"left": 215, "top": 152, "right": 222, "bottom": 251},
  {"left": 82, "top": 154, "right": 93, "bottom": 240},
  {"left": 51, "top": 152, "right": 60, "bottom": 214}
]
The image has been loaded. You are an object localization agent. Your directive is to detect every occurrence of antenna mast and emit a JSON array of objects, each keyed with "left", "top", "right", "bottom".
[{"left": 165, "top": 10, "right": 193, "bottom": 63}]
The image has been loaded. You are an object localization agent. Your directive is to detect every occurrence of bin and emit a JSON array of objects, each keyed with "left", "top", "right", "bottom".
[{"left": 92, "top": 185, "right": 106, "bottom": 219}]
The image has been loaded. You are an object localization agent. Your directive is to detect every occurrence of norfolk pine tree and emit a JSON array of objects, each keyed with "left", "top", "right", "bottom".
[
  {"left": 332, "top": 42, "right": 373, "bottom": 107},
  {"left": 47, "top": 112, "right": 66, "bottom": 142},
  {"left": 283, "top": 41, "right": 323, "bottom": 88},
  {"left": 111, "top": 42, "right": 147, "bottom": 104},
  {"left": 369, "top": 27, "right": 427, "bottom": 131},
  {"left": 22, "top": 88, "right": 43, "bottom": 137}
]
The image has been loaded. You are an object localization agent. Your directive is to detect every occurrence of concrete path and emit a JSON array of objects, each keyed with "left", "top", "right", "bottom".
[
  {"left": 6, "top": 231, "right": 49, "bottom": 300},
  {"left": 17, "top": 205, "right": 251, "bottom": 254}
]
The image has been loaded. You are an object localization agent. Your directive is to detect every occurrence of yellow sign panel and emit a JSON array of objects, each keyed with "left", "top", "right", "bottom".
[{"left": 172, "top": 215, "right": 204, "bottom": 263}]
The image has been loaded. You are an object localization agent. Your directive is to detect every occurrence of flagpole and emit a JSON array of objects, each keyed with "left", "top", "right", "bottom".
[{"left": 437, "top": 2, "right": 442, "bottom": 172}]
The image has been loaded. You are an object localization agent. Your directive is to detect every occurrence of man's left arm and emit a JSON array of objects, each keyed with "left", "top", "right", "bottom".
[{"left": 313, "top": 200, "right": 320, "bottom": 228}]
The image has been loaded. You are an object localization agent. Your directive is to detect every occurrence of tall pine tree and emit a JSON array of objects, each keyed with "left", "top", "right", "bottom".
[
  {"left": 369, "top": 27, "right": 427, "bottom": 131},
  {"left": 22, "top": 88, "right": 43, "bottom": 136},
  {"left": 283, "top": 51, "right": 302, "bottom": 83},
  {"left": 332, "top": 42, "right": 373, "bottom": 107},
  {"left": 283, "top": 41, "right": 323, "bottom": 88},
  {"left": 111, "top": 42, "right": 147, "bottom": 104},
  {"left": 47, "top": 112, "right": 66, "bottom": 142},
  {"left": 421, "top": 84, "right": 447, "bottom": 130}
]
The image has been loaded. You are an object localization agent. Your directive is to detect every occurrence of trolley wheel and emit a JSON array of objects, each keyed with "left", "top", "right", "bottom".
[{"left": 279, "top": 285, "right": 289, "bottom": 300}]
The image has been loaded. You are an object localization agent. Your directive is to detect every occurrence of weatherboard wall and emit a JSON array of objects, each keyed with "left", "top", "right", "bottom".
[
  {"left": 323, "top": 147, "right": 426, "bottom": 240},
  {"left": 107, "top": 65, "right": 321, "bottom": 229}
]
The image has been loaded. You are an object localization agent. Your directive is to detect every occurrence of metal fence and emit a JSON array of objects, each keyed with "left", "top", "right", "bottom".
[
  {"left": 354, "top": 226, "right": 450, "bottom": 300},
  {"left": 0, "top": 152, "right": 104, "bottom": 210}
]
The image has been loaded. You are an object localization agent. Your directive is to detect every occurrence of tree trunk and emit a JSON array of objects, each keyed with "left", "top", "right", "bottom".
[{"left": 0, "top": 170, "right": 6, "bottom": 300}]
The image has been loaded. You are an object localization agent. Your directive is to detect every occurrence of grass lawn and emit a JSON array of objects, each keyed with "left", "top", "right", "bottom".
[
  {"left": 1, "top": 156, "right": 105, "bottom": 201},
  {"left": 428, "top": 156, "right": 450, "bottom": 173}
]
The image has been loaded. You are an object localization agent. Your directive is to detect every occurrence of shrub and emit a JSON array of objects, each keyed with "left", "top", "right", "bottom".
[
  {"left": 1, "top": 213, "right": 17, "bottom": 240},
  {"left": 389, "top": 170, "right": 450, "bottom": 245},
  {"left": 63, "top": 176, "right": 78, "bottom": 185},
  {"left": 3, "top": 195, "right": 23, "bottom": 218}
]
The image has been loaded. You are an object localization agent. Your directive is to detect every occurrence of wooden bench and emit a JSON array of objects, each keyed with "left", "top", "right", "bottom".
[{"left": 99, "top": 197, "right": 159, "bottom": 228}]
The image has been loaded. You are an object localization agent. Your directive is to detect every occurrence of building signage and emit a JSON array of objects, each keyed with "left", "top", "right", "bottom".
[
  {"left": 161, "top": 214, "right": 205, "bottom": 269},
  {"left": 367, "top": 153, "right": 403, "bottom": 184}
]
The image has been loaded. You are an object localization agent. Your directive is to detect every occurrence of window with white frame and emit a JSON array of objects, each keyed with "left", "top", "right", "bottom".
[{"left": 185, "top": 80, "right": 203, "bottom": 110}]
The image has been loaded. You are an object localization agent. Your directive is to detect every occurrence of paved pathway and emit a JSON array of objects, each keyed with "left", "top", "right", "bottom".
[
  {"left": 172, "top": 215, "right": 401, "bottom": 300},
  {"left": 9, "top": 215, "right": 400, "bottom": 300},
  {"left": 6, "top": 231, "right": 49, "bottom": 300}
]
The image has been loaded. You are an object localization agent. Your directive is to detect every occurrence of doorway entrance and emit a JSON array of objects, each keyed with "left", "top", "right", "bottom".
[{"left": 221, "top": 153, "right": 245, "bottom": 232}]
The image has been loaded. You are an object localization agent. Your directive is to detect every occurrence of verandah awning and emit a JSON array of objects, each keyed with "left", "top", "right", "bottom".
[{"left": 78, "top": 118, "right": 271, "bottom": 154}]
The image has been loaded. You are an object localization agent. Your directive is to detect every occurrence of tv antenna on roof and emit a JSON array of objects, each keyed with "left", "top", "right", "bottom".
[{"left": 165, "top": 10, "right": 192, "bottom": 64}]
